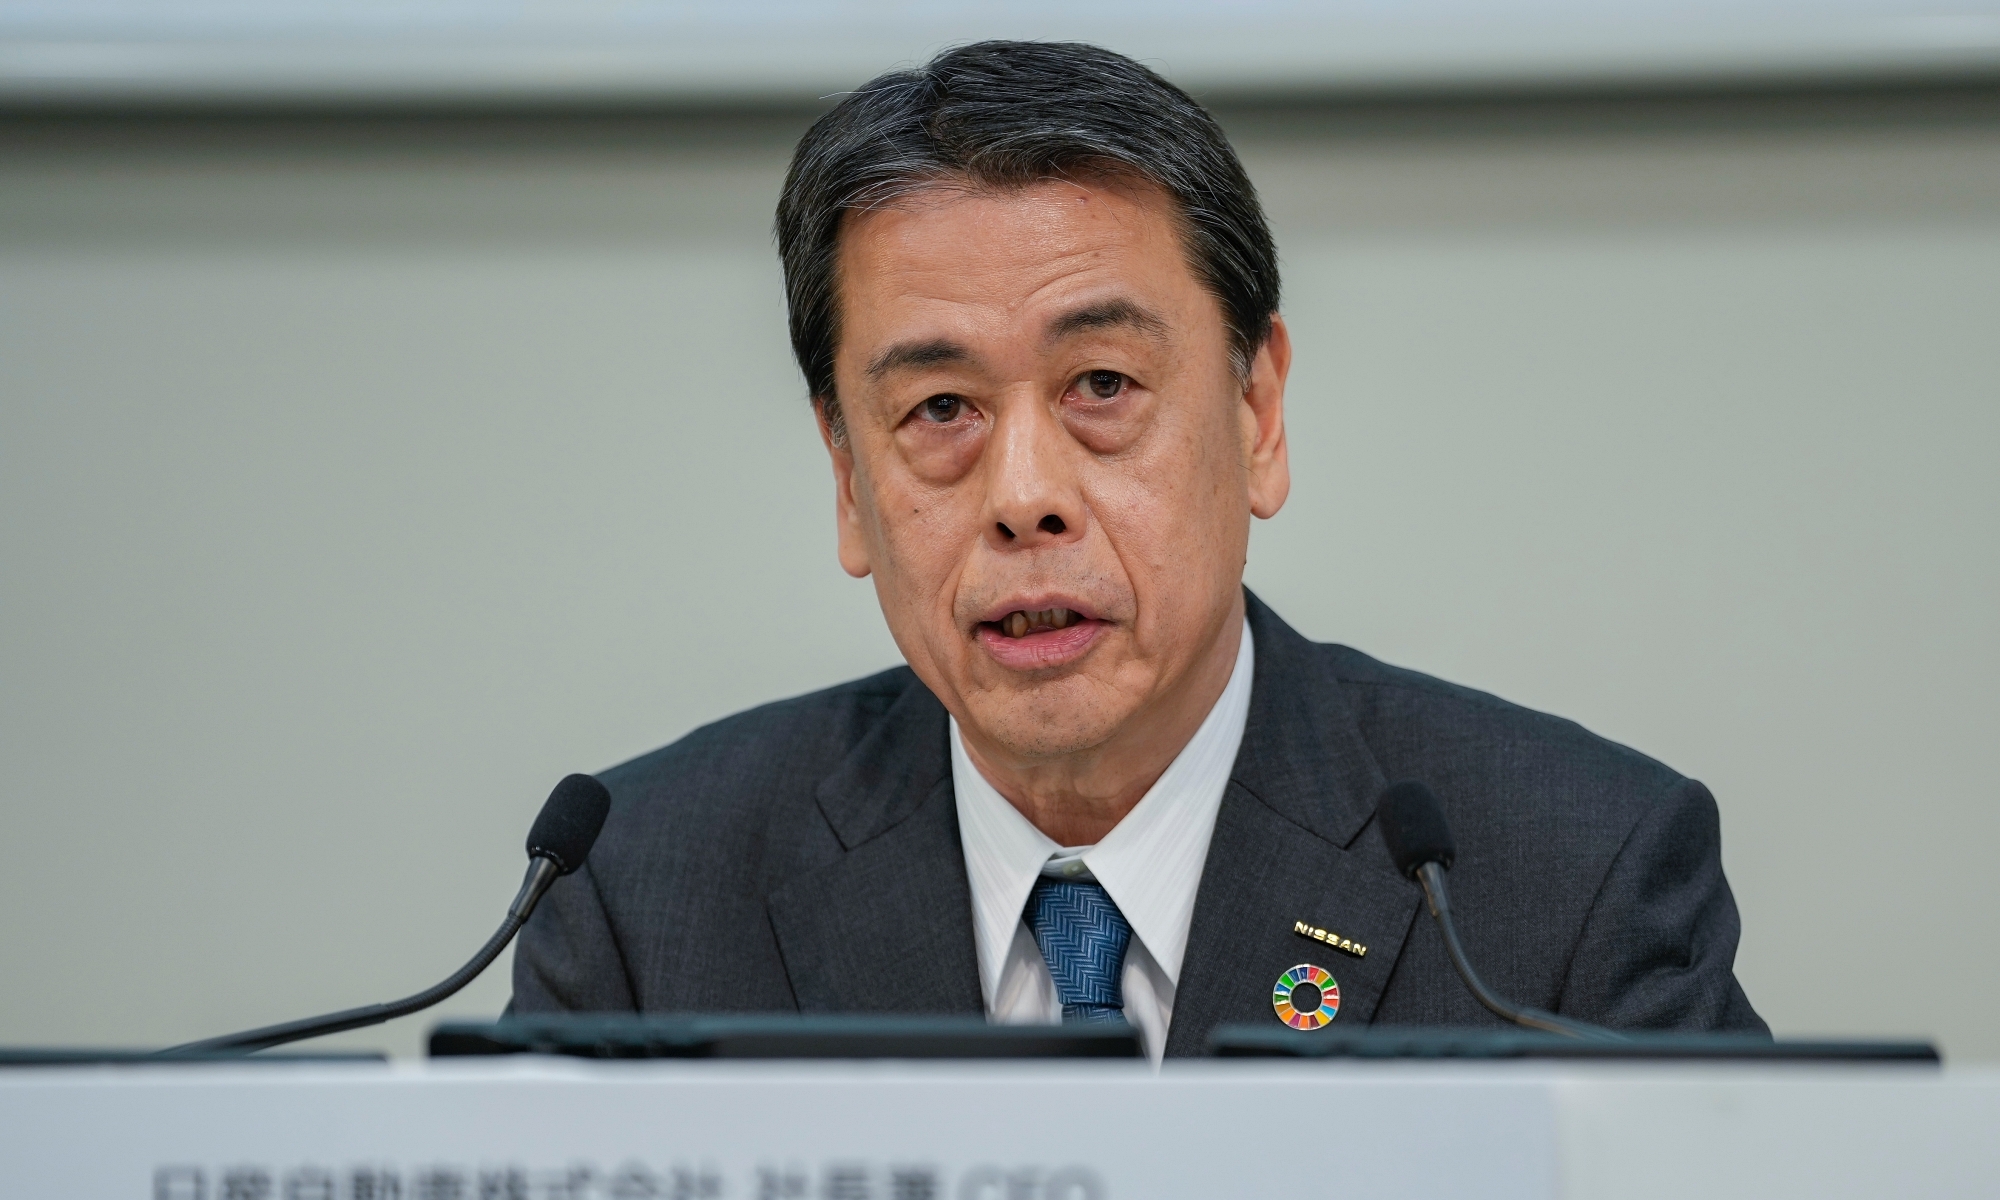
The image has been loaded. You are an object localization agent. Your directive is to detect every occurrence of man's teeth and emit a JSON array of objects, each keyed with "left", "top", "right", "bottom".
[{"left": 999, "top": 608, "right": 1080, "bottom": 638}]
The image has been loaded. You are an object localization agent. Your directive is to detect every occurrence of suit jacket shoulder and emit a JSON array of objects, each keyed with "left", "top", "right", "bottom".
[
  {"left": 1307, "top": 638, "right": 1763, "bottom": 1033},
  {"left": 1328, "top": 642, "right": 1678, "bottom": 793},
  {"left": 512, "top": 665, "right": 964, "bottom": 1015},
  {"left": 596, "top": 665, "right": 920, "bottom": 875},
  {"left": 1325, "top": 641, "right": 1685, "bottom": 894}
]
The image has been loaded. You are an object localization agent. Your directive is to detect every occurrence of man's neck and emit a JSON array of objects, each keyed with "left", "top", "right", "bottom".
[{"left": 958, "top": 601, "right": 1247, "bottom": 846}]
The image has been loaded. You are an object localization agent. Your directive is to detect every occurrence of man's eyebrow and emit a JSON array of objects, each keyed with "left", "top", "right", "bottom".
[
  {"left": 865, "top": 338, "right": 972, "bottom": 379},
  {"left": 1043, "top": 298, "right": 1169, "bottom": 344}
]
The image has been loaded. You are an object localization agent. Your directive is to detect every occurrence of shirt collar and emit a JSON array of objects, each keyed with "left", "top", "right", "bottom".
[{"left": 952, "top": 619, "right": 1256, "bottom": 1004}]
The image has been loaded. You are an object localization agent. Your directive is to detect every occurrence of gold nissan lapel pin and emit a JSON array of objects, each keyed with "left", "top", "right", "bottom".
[{"left": 1292, "top": 919, "right": 1368, "bottom": 958}]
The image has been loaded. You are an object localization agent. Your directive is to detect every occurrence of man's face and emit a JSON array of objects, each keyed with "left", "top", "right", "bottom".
[{"left": 822, "top": 177, "right": 1289, "bottom": 763}]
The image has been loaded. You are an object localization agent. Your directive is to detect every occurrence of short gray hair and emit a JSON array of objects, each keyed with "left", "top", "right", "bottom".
[{"left": 775, "top": 40, "right": 1281, "bottom": 444}]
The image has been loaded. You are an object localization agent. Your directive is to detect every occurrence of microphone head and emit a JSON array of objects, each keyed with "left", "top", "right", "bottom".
[
  {"left": 525, "top": 774, "right": 612, "bottom": 875},
  {"left": 1375, "top": 780, "right": 1456, "bottom": 878}
]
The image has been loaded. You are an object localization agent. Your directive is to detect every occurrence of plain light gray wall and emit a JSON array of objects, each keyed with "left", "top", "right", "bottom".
[{"left": 2, "top": 96, "right": 1995, "bottom": 1059}]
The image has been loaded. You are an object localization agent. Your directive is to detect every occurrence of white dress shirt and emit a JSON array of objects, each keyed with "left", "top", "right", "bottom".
[{"left": 951, "top": 619, "right": 1254, "bottom": 1063}]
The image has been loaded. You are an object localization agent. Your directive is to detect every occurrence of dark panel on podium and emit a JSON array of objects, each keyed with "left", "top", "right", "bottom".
[
  {"left": 431, "top": 1014, "right": 1144, "bottom": 1059},
  {"left": 1209, "top": 1026, "right": 1940, "bottom": 1062}
]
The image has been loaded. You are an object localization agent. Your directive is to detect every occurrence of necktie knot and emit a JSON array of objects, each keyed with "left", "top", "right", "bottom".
[{"left": 1025, "top": 877, "right": 1132, "bottom": 1024}]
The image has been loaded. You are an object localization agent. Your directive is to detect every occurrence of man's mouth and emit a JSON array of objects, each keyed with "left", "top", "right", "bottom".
[
  {"left": 987, "top": 607, "right": 1084, "bottom": 639},
  {"left": 973, "top": 604, "right": 1106, "bottom": 671}
]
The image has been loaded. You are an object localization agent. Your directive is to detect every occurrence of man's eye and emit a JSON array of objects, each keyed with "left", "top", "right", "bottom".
[
  {"left": 919, "top": 394, "right": 965, "bottom": 423},
  {"left": 1079, "top": 370, "right": 1127, "bottom": 400}
]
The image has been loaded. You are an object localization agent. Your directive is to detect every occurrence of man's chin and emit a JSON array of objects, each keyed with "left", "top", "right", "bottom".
[
  {"left": 955, "top": 679, "right": 1130, "bottom": 762},
  {"left": 965, "top": 716, "right": 1123, "bottom": 761}
]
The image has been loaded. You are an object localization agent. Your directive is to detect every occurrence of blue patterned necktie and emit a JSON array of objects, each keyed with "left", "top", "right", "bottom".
[{"left": 1025, "top": 877, "right": 1133, "bottom": 1024}]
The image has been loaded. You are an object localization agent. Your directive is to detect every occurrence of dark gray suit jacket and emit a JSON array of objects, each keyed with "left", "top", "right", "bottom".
[{"left": 513, "top": 592, "right": 1766, "bottom": 1052}]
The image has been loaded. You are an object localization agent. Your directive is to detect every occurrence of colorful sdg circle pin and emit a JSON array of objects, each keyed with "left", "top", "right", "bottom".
[{"left": 1272, "top": 963, "right": 1341, "bottom": 1029}]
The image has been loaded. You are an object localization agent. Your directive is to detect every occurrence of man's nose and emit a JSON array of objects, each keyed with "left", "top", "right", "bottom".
[{"left": 982, "top": 397, "right": 1084, "bottom": 551}]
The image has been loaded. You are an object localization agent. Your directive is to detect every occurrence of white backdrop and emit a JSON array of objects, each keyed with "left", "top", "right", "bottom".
[{"left": 1, "top": 98, "right": 1996, "bottom": 1059}]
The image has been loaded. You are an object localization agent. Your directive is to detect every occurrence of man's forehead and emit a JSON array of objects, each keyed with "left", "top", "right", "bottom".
[
  {"left": 863, "top": 297, "right": 1171, "bottom": 381},
  {"left": 834, "top": 179, "right": 1199, "bottom": 343}
]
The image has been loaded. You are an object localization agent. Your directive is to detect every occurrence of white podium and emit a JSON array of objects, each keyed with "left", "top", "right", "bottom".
[{"left": 3, "top": 1058, "right": 1995, "bottom": 1199}]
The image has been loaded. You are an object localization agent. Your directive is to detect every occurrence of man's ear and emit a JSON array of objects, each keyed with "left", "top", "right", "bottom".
[
  {"left": 1241, "top": 314, "right": 1292, "bottom": 520},
  {"left": 815, "top": 396, "right": 874, "bottom": 579}
]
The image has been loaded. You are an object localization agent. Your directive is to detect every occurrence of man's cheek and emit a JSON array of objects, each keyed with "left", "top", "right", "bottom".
[{"left": 871, "top": 485, "right": 963, "bottom": 578}]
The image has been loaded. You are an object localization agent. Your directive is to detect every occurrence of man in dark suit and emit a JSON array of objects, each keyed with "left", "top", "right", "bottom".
[{"left": 512, "top": 41, "right": 1765, "bottom": 1056}]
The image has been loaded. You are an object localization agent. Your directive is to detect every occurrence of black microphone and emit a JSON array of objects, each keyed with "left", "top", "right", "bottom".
[
  {"left": 1375, "top": 780, "right": 1624, "bottom": 1042},
  {"left": 162, "top": 773, "right": 613, "bottom": 1057}
]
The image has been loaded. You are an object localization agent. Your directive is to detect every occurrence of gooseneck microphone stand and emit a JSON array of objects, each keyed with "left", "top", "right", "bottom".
[
  {"left": 1409, "top": 859, "right": 1625, "bottom": 1042},
  {"left": 1377, "top": 779, "right": 1626, "bottom": 1044},
  {"left": 158, "top": 773, "right": 610, "bottom": 1057},
  {"left": 161, "top": 857, "right": 566, "bottom": 1056}
]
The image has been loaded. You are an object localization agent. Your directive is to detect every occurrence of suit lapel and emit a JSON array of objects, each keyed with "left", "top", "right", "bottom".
[
  {"left": 766, "top": 676, "right": 985, "bottom": 1014},
  {"left": 1166, "top": 593, "right": 1425, "bottom": 1055}
]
